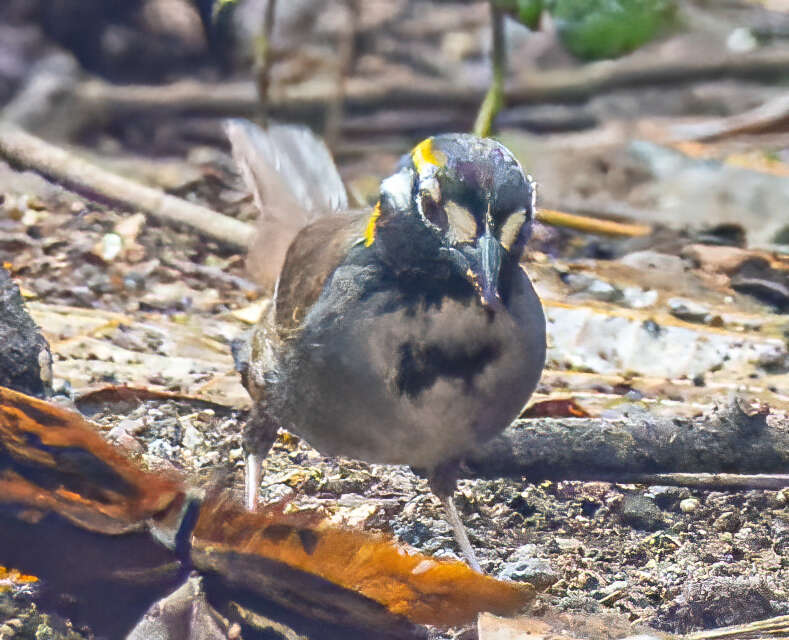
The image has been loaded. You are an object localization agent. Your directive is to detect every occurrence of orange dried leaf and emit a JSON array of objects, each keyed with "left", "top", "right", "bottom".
[
  {"left": 0, "top": 385, "right": 182, "bottom": 531},
  {"left": 0, "top": 387, "right": 534, "bottom": 629},
  {"left": 522, "top": 399, "right": 590, "bottom": 419},
  {"left": 0, "top": 565, "right": 38, "bottom": 584},
  {"left": 193, "top": 496, "right": 535, "bottom": 627}
]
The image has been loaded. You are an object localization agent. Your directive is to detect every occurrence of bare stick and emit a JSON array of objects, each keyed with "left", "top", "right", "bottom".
[
  {"left": 616, "top": 473, "right": 789, "bottom": 491},
  {"left": 69, "top": 48, "right": 789, "bottom": 124},
  {"left": 0, "top": 122, "right": 253, "bottom": 250},
  {"left": 670, "top": 92, "right": 789, "bottom": 142},
  {"left": 685, "top": 614, "right": 789, "bottom": 640},
  {"left": 465, "top": 401, "right": 789, "bottom": 488},
  {"left": 537, "top": 209, "right": 652, "bottom": 237}
]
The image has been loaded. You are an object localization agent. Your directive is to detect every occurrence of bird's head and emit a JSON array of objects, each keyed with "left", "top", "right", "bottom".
[{"left": 365, "top": 134, "right": 536, "bottom": 309}]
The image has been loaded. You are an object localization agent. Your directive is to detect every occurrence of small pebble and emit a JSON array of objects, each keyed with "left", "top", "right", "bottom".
[
  {"left": 714, "top": 511, "right": 741, "bottom": 533},
  {"left": 668, "top": 297, "right": 711, "bottom": 323},
  {"left": 680, "top": 497, "right": 700, "bottom": 513}
]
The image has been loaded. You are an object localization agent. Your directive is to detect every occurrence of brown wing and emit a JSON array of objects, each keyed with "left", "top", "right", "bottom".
[{"left": 274, "top": 212, "right": 370, "bottom": 337}]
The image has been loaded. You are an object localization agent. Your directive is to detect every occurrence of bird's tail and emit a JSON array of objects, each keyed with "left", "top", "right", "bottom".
[{"left": 224, "top": 119, "right": 348, "bottom": 290}]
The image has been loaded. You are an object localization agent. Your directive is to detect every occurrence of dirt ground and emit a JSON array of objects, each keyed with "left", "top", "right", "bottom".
[{"left": 1, "top": 0, "right": 789, "bottom": 638}]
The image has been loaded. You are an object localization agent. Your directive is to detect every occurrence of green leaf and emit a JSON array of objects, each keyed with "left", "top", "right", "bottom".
[{"left": 548, "top": 0, "right": 676, "bottom": 60}]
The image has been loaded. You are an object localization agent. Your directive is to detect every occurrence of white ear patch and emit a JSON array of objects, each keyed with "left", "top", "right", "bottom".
[
  {"left": 444, "top": 201, "right": 477, "bottom": 245},
  {"left": 498, "top": 210, "right": 527, "bottom": 251},
  {"left": 380, "top": 168, "right": 414, "bottom": 212}
]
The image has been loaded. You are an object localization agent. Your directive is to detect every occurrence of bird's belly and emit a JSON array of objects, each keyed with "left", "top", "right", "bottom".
[{"left": 277, "top": 294, "right": 541, "bottom": 471}]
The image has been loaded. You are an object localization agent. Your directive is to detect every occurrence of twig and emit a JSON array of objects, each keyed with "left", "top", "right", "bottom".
[
  {"left": 669, "top": 92, "right": 789, "bottom": 141},
  {"left": 0, "top": 122, "right": 253, "bottom": 251},
  {"left": 684, "top": 614, "right": 789, "bottom": 640},
  {"left": 537, "top": 209, "right": 652, "bottom": 237},
  {"left": 158, "top": 256, "right": 261, "bottom": 294},
  {"left": 617, "top": 473, "right": 789, "bottom": 491}
]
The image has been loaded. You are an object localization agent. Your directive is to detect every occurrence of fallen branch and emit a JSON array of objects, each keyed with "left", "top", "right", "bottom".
[
  {"left": 0, "top": 122, "right": 253, "bottom": 250},
  {"left": 0, "top": 122, "right": 656, "bottom": 249},
  {"left": 684, "top": 614, "right": 789, "bottom": 640},
  {"left": 616, "top": 473, "right": 789, "bottom": 491},
  {"left": 669, "top": 92, "right": 789, "bottom": 141},
  {"left": 466, "top": 400, "right": 789, "bottom": 488},
  {"left": 67, "top": 47, "right": 789, "bottom": 125}
]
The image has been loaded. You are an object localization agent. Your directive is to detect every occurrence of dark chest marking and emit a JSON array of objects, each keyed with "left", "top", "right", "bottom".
[{"left": 395, "top": 340, "right": 500, "bottom": 399}]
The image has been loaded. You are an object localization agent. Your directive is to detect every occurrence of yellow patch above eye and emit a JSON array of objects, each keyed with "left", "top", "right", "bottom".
[
  {"left": 364, "top": 201, "right": 382, "bottom": 247},
  {"left": 498, "top": 210, "right": 527, "bottom": 251},
  {"left": 444, "top": 201, "right": 477, "bottom": 245},
  {"left": 411, "top": 138, "right": 446, "bottom": 174}
]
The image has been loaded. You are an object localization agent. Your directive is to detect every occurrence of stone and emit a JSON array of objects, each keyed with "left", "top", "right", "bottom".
[
  {"left": 667, "top": 297, "right": 712, "bottom": 323},
  {"left": 681, "top": 244, "right": 756, "bottom": 275},
  {"left": 714, "top": 511, "right": 741, "bottom": 533},
  {"left": 619, "top": 250, "right": 686, "bottom": 273},
  {"left": 621, "top": 286, "right": 659, "bottom": 309},
  {"left": 679, "top": 497, "right": 700, "bottom": 513},
  {"left": 564, "top": 273, "right": 621, "bottom": 302},
  {"left": 664, "top": 577, "right": 776, "bottom": 633},
  {"left": 619, "top": 494, "right": 664, "bottom": 531},
  {"left": 645, "top": 485, "right": 691, "bottom": 511},
  {"left": 0, "top": 266, "right": 52, "bottom": 397},
  {"left": 499, "top": 545, "right": 558, "bottom": 590}
]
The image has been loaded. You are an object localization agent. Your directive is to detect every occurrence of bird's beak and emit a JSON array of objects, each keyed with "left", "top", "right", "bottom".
[
  {"left": 470, "top": 229, "right": 504, "bottom": 310},
  {"left": 441, "top": 204, "right": 504, "bottom": 310}
]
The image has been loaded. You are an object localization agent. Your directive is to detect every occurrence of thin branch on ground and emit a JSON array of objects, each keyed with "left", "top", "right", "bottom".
[
  {"left": 537, "top": 209, "right": 652, "bottom": 237},
  {"left": 68, "top": 48, "right": 789, "bottom": 126},
  {"left": 466, "top": 400, "right": 789, "bottom": 489},
  {"left": 0, "top": 122, "right": 254, "bottom": 251}
]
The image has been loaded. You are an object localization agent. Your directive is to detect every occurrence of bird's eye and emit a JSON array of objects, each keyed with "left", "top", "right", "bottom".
[
  {"left": 419, "top": 192, "right": 448, "bottom": 231},
  {"left": 498, "top": 210, "right": 527, "bottom": 251},
  {"left": 444, "top": 201, "right": 477, "bottom": 245}
]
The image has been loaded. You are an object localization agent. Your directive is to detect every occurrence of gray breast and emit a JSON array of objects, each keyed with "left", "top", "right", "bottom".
[{"left": 273, "top": 264, "right": 546, "bottom": 472}]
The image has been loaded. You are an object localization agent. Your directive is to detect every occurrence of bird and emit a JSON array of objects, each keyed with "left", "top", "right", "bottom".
[{"left": 228, "top": 120, "right": 546, "bottom": 571}]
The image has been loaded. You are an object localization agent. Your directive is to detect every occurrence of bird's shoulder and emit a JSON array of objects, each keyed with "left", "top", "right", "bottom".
[{"left": 274, "top": 211, "right": 370, "bottom": 336}]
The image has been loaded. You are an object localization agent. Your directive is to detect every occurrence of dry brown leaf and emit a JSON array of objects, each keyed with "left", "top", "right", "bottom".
[
  {"left": 193, "top": 495, "right": 535, "bottom": 627},
  {"left": 522, "top": 398, "right": 590, "bottom": 419},
  {"left": 0, "top": 385, "right": 182, "bottom": 532},
  {"left": 0, "top": 386, "right": 534, "bottom": 631}
]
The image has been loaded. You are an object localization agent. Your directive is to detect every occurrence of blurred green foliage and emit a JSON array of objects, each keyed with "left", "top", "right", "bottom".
[{"left": 494, "top": 0, "right": 676, "bottom": 60}]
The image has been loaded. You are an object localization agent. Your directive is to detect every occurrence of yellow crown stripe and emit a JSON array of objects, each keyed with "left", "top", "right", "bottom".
[
  {"left": 364, "top": 201, "right": 382, "bottom": 247},
  {"left": 411, "top": 137, "right": 446, "bottom": 173}
]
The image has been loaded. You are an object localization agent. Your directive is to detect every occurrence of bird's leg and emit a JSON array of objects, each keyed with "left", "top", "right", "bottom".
[
  {"left": 439, "top": 493, "right": 482, "bottom": 573},
  {"left": 429, "top": 462, "right": 482, "bottom": 573},
  {"left": 245, "top": 452, "right": 262, "bottom": 511},
  {"left": 243, "top": 406, "right": 279, "bottom": 511},
  {"left": 473, "top": 1, "right": 507, "bottom": 138}
]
